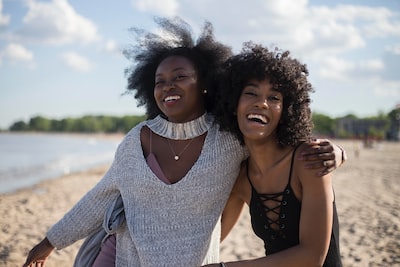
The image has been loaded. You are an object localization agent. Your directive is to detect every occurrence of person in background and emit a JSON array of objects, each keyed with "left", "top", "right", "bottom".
[
  {"left": 23, "top": 18, "right": 344, "bottom": 267},
  {"left": 207, "top": 42, "right": 343, "bottom": 267}
]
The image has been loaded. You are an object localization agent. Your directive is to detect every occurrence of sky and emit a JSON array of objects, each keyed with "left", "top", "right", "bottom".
[{"left": 0, "top": 0, "right": 399, "bottom": 129}]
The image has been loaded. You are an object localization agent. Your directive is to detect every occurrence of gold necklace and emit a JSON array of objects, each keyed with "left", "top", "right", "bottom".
[{"left": 167, "top": 138, "right": 196, "bottom": 161}]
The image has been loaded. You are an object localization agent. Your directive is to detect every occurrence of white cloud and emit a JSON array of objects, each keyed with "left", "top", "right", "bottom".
[
  {"left": 0, "top": 43, "right": 34, "bottom": 66},
  {"left": 15, "top": 0, "right": 99, "bottom": 45},
  {"left": 371, "top": 78, "right": 400, "bottom": 97},
  {"left": 359, "top": 59, "right": 384, "bottom": 71},
  {"left": 133, "top": 0, "right": 178, "bottom": 16},
  {"left": 61, "top": 51, "right": 93, "bottom": 72},
  {"left": 133, "top": 0, "right": 399, "bottom": 92},
  {"left": 202, "top": 1, "right": 399, "bottom": 94},
  {"left": 318, "top": 56, "right": 387, "bottom": 81},
  {"left": 318, "top": 56, "right": 355, "bottom": 81},
  {"left": 186, "top": 1, "right": 398, "bottom": 59},
  {"left": 0, "top": 0, "right": 10, "bottom": 26},
  {"left": 355, "top": 6, "right": 400, "bottom": 38},
  {"left": 266, "top": 0, "right": 308, "bottom": 17},
  {"left": 308, "top": 5, "right": 400, "bottom": 39},
  {"left": 381, "top": 49, "right": 400, "bottom": 80},
  {"left": 386, "top": 44, "right": 400, "bottom": 55},
  {"left": 102, "top": 39, "right": 122, "bottom": 55}
]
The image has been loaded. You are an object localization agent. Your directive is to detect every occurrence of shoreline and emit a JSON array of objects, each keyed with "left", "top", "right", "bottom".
[
  {"left": 0, "top": 132, "right": 125, "bottom": 195},
  {"left": 0, "top": 131, "right": 125, "bottom": 140},
  {"left": 1, "top": 139, "right": 399, "bottom": 266}
]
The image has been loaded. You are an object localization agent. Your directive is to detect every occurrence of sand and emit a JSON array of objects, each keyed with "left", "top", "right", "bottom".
[{"left": 0, "top": 139, "right": 399, "bottom": 267}]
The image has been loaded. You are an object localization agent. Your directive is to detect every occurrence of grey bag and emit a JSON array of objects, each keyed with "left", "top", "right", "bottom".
[{"left": 73, "top": 194, "right": 125, "bottom": 267}]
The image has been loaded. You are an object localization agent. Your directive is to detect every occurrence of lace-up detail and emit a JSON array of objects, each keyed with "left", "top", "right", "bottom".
[{"left": 255, "top": 189, "right": 290, "bottom": 239}]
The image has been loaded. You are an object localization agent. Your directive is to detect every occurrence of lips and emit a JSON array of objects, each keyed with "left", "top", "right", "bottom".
[{"left": 247, "top": 113, "right": 268, "bottom": 124}]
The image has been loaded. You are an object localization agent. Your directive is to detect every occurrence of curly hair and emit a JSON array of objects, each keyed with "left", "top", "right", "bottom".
[
  {"left": 123, "top": 16, "right": 232, "bottom": 119},
  {"left": 215, "top": 42, "right": 314, "bottom": 146}
]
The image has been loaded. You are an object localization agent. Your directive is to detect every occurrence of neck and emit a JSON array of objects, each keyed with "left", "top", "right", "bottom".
[
  {"left": 245, "top": 137, "right": 291, "bottom": 174},
  {"left": 166, "top": 109, "right": 206, "bottom": 123}
]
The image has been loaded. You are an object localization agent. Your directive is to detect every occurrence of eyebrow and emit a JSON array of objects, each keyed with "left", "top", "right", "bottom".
[
  {"left": 244, "top": 82, "right": 259, "bottom": 88},
  {"left": 244, "top": 82, "right": 282, "bottom": 93}
]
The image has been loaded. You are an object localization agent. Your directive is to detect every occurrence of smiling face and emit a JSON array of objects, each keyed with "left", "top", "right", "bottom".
[
  {"left": 154, "top": 55, "right": 205, "bottom": 123},
  {"left": 236, "top": 78, "right": 283, "bottom": 143}
]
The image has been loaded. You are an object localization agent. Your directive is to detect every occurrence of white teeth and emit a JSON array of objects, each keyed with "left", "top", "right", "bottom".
[
  {"left": 247, "top": 114, "right": 268, "bottom": 124},
  {"left": 164, "top": 95, "right": 180, "bottom": 102}
]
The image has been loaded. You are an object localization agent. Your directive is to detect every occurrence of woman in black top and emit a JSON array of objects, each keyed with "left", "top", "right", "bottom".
[{"left": 205, "top": 42, "right": 343, "bottom": 267}]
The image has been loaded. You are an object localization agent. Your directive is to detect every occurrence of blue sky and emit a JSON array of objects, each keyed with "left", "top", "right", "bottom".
[{"left": 1, "top": 0, "right": 399, "bottom": 129}]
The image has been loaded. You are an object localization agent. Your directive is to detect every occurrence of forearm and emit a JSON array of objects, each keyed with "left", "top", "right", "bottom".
[
  {"left": 217, "top": 244, "right": 326, "bottom": 267},
  {"left": 47, "top": 168, "right": 119, "bottom": 248}
]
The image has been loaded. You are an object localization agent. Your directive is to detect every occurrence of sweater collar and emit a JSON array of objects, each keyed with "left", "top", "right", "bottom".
[{"left": 146, "top": 113, "right": 214, "bottom": 140}]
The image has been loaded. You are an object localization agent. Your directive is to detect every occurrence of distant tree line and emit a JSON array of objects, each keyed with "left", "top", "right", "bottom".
[
  {"left": 312, "top": 108, "right": 400, "bottom": 141},
  {"left": 311, "top": 112, "right": 390, "bottom": 138},
  {"left": 3, "top": 107, "right": 400, "bottom": 141},
  {"left": 7, "top": 115, "right": 146, "bottom": 133}
]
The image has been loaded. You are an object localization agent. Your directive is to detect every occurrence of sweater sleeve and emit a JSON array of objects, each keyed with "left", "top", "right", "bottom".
[{"left": 46, "top": 143, "right": 123, "bottom": 249}]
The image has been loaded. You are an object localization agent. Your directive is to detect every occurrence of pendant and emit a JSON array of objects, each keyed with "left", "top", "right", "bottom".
[{"left": 174, "top": 155, "right": 179, "bottom": 160}]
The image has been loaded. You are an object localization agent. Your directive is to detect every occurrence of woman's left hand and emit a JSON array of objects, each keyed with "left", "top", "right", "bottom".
[{"left": 299, "top": 139, "right": 346, "bottom": 176}]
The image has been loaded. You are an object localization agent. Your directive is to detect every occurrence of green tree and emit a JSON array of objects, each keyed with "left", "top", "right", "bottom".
[
  {"left": 59, "top": 118, "right": 77, "bottom": 132},
  {"left": 75, "top": 116, "right": 102, "bottom": 132},
  {"left": 99, "top": 116, "right": 118, "bottom": 133},
  {"left": 116, "top": 115, "right": 146, "bottom": 132},
  {"left": 312, "top": 112, "right": 335, "bottom": 137},
  {"left": 29, "top": 116, "right": 51, "bottom": 131},
  {"left": 9, "top": 120, "right": 29, "bottom": 131}
]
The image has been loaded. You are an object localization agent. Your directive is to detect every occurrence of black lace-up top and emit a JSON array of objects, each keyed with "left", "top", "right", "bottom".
[{"left": 247, "top": 146, "right": 343, "bottom": 266}]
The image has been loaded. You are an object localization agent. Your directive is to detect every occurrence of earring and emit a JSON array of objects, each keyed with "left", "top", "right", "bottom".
[{"left": 203, "top": 89, "right": 208, "bottom": 94}]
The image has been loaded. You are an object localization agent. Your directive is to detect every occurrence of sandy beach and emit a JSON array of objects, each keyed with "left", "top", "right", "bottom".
[{"left": 1, "top": 139, "right": 399, "bottom": 266}]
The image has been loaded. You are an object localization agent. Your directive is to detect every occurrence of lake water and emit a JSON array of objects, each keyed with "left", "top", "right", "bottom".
[{"left": 0, "top": 133, "right": 121, "bottom": 194}]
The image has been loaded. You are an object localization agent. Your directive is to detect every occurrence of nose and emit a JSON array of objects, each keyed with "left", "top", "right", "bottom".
[
  {"left": 162, "top": 80, "right": 175, "bottom": 91},
  {"left": 255, "top": 98, "right": 270, "bottom": 109}
]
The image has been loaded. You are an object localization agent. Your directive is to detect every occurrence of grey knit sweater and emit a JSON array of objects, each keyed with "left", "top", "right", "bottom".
[{"left": 47, "top": 119, "right": 246, "bottom": 266}]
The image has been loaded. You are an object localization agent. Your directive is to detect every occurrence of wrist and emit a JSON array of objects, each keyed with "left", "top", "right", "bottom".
[{"left": 44, "top": 237, "right": 55, "bottom": 249}]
